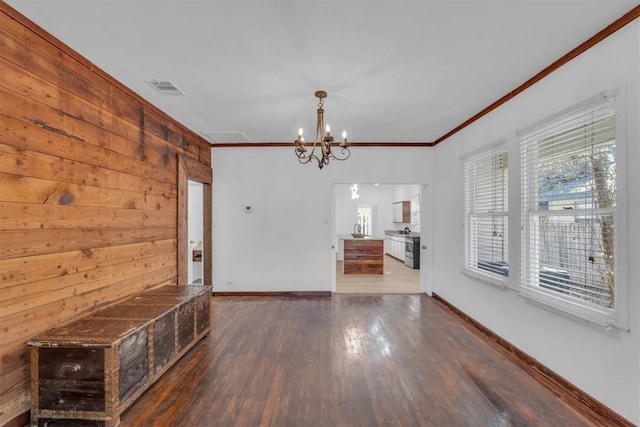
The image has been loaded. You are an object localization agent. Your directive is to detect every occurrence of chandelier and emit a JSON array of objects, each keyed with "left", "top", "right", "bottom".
[{"left": 294, "top": 90, "right": 349, "bottom": 169}]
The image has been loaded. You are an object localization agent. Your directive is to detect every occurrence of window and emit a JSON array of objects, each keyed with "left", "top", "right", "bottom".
[
  {"left": 411, "top": 195, "right": 420, "bottom": 225},
  {"left": 462, "top": 141, "right": 509, "bottom": 280},
  {"left": 519, "top": 92, "right": 624, "bottom": 326},
  {"left": 357, "top": 205, "right": 372, "bottom": 235}
]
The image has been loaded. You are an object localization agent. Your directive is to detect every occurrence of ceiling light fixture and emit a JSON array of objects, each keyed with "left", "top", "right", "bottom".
[
  {"left": 294, "top": 90, "right": 349, "bottom": 169},
  {"left": 351, "top": 184, "right": 360, "bottom": 200}
]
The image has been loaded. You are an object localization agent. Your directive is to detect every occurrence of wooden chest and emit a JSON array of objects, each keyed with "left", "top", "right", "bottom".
[{"left": 28, "top": 285, "right": 210, "bottom": 427}]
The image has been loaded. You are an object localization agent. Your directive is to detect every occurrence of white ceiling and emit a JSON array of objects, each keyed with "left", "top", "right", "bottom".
[{"left": 6, "top": 1, "right": 638, "bottom": 143}]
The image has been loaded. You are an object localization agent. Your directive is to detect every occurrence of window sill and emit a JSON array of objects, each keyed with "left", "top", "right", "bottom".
[
  {"left": 519, "top": 287, "right": 627, "bottom": 331},
  {"left": 461, "top": 267, "right": 509, "bottom": 290}
]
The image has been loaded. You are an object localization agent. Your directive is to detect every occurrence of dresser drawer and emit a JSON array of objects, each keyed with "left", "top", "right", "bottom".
[
  {"left": 38, "top": 378, "right": 105, "bottom": 412},
  {"left": 37, "top": 347, "right": 106, "bottom": 412},
  {"left": 38, "top": 347, "right": 104, "bottom": 381}
]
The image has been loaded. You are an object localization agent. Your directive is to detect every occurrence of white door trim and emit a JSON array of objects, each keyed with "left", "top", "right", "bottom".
[{"left": 420, "top": 184, "right": 434, "bottom": 295}]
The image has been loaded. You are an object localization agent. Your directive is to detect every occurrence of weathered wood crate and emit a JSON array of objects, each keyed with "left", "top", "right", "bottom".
[{"left": 28, "top": 285, "right": 211, "bottom": 427}]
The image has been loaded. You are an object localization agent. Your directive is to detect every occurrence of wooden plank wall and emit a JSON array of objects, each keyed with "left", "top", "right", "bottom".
[{"left": 0, "top": 4, "right": 212, "bottom": 424}]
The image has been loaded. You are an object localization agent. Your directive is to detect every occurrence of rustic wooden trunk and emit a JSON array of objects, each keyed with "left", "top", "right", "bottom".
[{"left": 28, "top": 285, "right": 211, "bottom": 427}]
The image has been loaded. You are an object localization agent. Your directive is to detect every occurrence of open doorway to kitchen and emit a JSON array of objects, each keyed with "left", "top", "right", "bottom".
[{"left": 334, "top": 183, "right": 422, "bottom": 294}]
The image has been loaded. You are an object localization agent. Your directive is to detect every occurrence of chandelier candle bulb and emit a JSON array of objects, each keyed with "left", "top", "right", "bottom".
[
  {"left": 325, "top": 124, "right": 331, "bottom": 136},
  {"left": 340, "top": 131, "right": 348, "bottom": 147}
]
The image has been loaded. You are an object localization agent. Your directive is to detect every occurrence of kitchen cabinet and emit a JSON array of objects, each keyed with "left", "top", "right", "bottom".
[
  {"left": 385, "top": 234, "right": 406, "bottom": 260},
  {"left": 395, "top": 238, "right": 404, "bottom": 259},
  {"left": 392, "top": 201, "right": 411, "bottom": 223}
]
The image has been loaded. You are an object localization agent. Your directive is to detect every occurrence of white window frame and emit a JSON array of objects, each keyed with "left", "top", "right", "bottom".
[
  {"left": 461, "top": 139, "right": 509, "bottom": 288},
  {"left": 518, "top": 90, "right": 628, "bottom": 329}
]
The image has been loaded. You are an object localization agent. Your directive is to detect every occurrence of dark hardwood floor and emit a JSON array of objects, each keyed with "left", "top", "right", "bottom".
[{"left": 120, "top": 295, "right": 600, "bottom": 427}]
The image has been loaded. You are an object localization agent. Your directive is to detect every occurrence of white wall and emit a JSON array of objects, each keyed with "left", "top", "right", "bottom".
[
  {"left": 432, "top": 22, "right": 640, "bottom": 422},
  {"left": 211, "top": 147, "right": 433, "bottom": 292}
]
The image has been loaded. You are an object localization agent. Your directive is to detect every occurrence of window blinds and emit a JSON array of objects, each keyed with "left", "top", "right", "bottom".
[
  {"left": 463, "top": 145, "right": 509, "bottom": 277},
  {"left": 520, "top": 95, "right": 616, "bottom": 309}
]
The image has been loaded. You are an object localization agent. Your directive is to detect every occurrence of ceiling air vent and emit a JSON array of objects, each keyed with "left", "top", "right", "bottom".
[
  {"left": 202, "top": 131, "right": 251, "bottom": 143},
  {"left": 145, "top": 80, "right": 185, "bottom": 95}
]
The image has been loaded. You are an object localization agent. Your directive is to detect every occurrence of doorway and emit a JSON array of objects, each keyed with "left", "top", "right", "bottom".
[
  {"left": 333, "top": 183, "right": 424, "bottom": 294},
  {"left": 177, "top": 154, "right": 212, "bottom": 286},
  {"left": 187, "top": 181, "right": 204, "bottom": 285}
]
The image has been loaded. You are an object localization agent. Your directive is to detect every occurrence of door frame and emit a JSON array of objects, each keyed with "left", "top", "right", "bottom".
[
  {"left": 419, "top": 184, "right": 434, "bottom": 295},
  {"left": 330, "top": 183, "right": 432, "bottom": 294},
  {"left": 177, "top": 154, "right": 213, "bottom": 286}
]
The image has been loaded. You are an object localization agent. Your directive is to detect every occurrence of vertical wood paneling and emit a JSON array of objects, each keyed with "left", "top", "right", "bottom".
[{"left": 0, "top": 3, "right": 211, "bottom": 424}]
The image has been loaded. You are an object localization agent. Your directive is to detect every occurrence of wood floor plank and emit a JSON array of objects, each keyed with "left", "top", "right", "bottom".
[{"left": 119, "top": 295, "right": 604, "bottom": 427}]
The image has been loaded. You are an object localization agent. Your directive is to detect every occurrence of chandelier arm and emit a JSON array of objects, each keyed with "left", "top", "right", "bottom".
[
  {"left": 297, "top": 150, "right": 320, "bottom": 166},
  {"left": 296, "top": 145, "right": 314, "bottom": 162},
  {"left": 296, "top": 152, "right": 312, "bottom": 164},
  {"left": 328, "top": 146, "right": 351, "bottom": 161},
  {"left": 296, "top": 140, "right": 322, "bottom": 164}
]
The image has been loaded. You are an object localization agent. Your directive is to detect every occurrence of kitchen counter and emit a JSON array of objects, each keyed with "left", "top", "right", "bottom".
[
  {"left": 384, "top": 230, "right": 420, "bottom": 238},
  {"left": 337, "top": 234, "right": 385, "bottom": 241}
]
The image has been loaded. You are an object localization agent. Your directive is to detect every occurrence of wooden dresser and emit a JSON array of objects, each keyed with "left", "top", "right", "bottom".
[{"left": 28, "top": 285, "right": 211, "bottom": 427}]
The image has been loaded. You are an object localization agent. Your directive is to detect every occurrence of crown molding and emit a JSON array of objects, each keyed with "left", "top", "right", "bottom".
[
  {"left": 433, "top": 4, "right": 640, "bottom": 146},
  {"left": 210, "top": 142, "right": 434, "bottom": 148}
]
